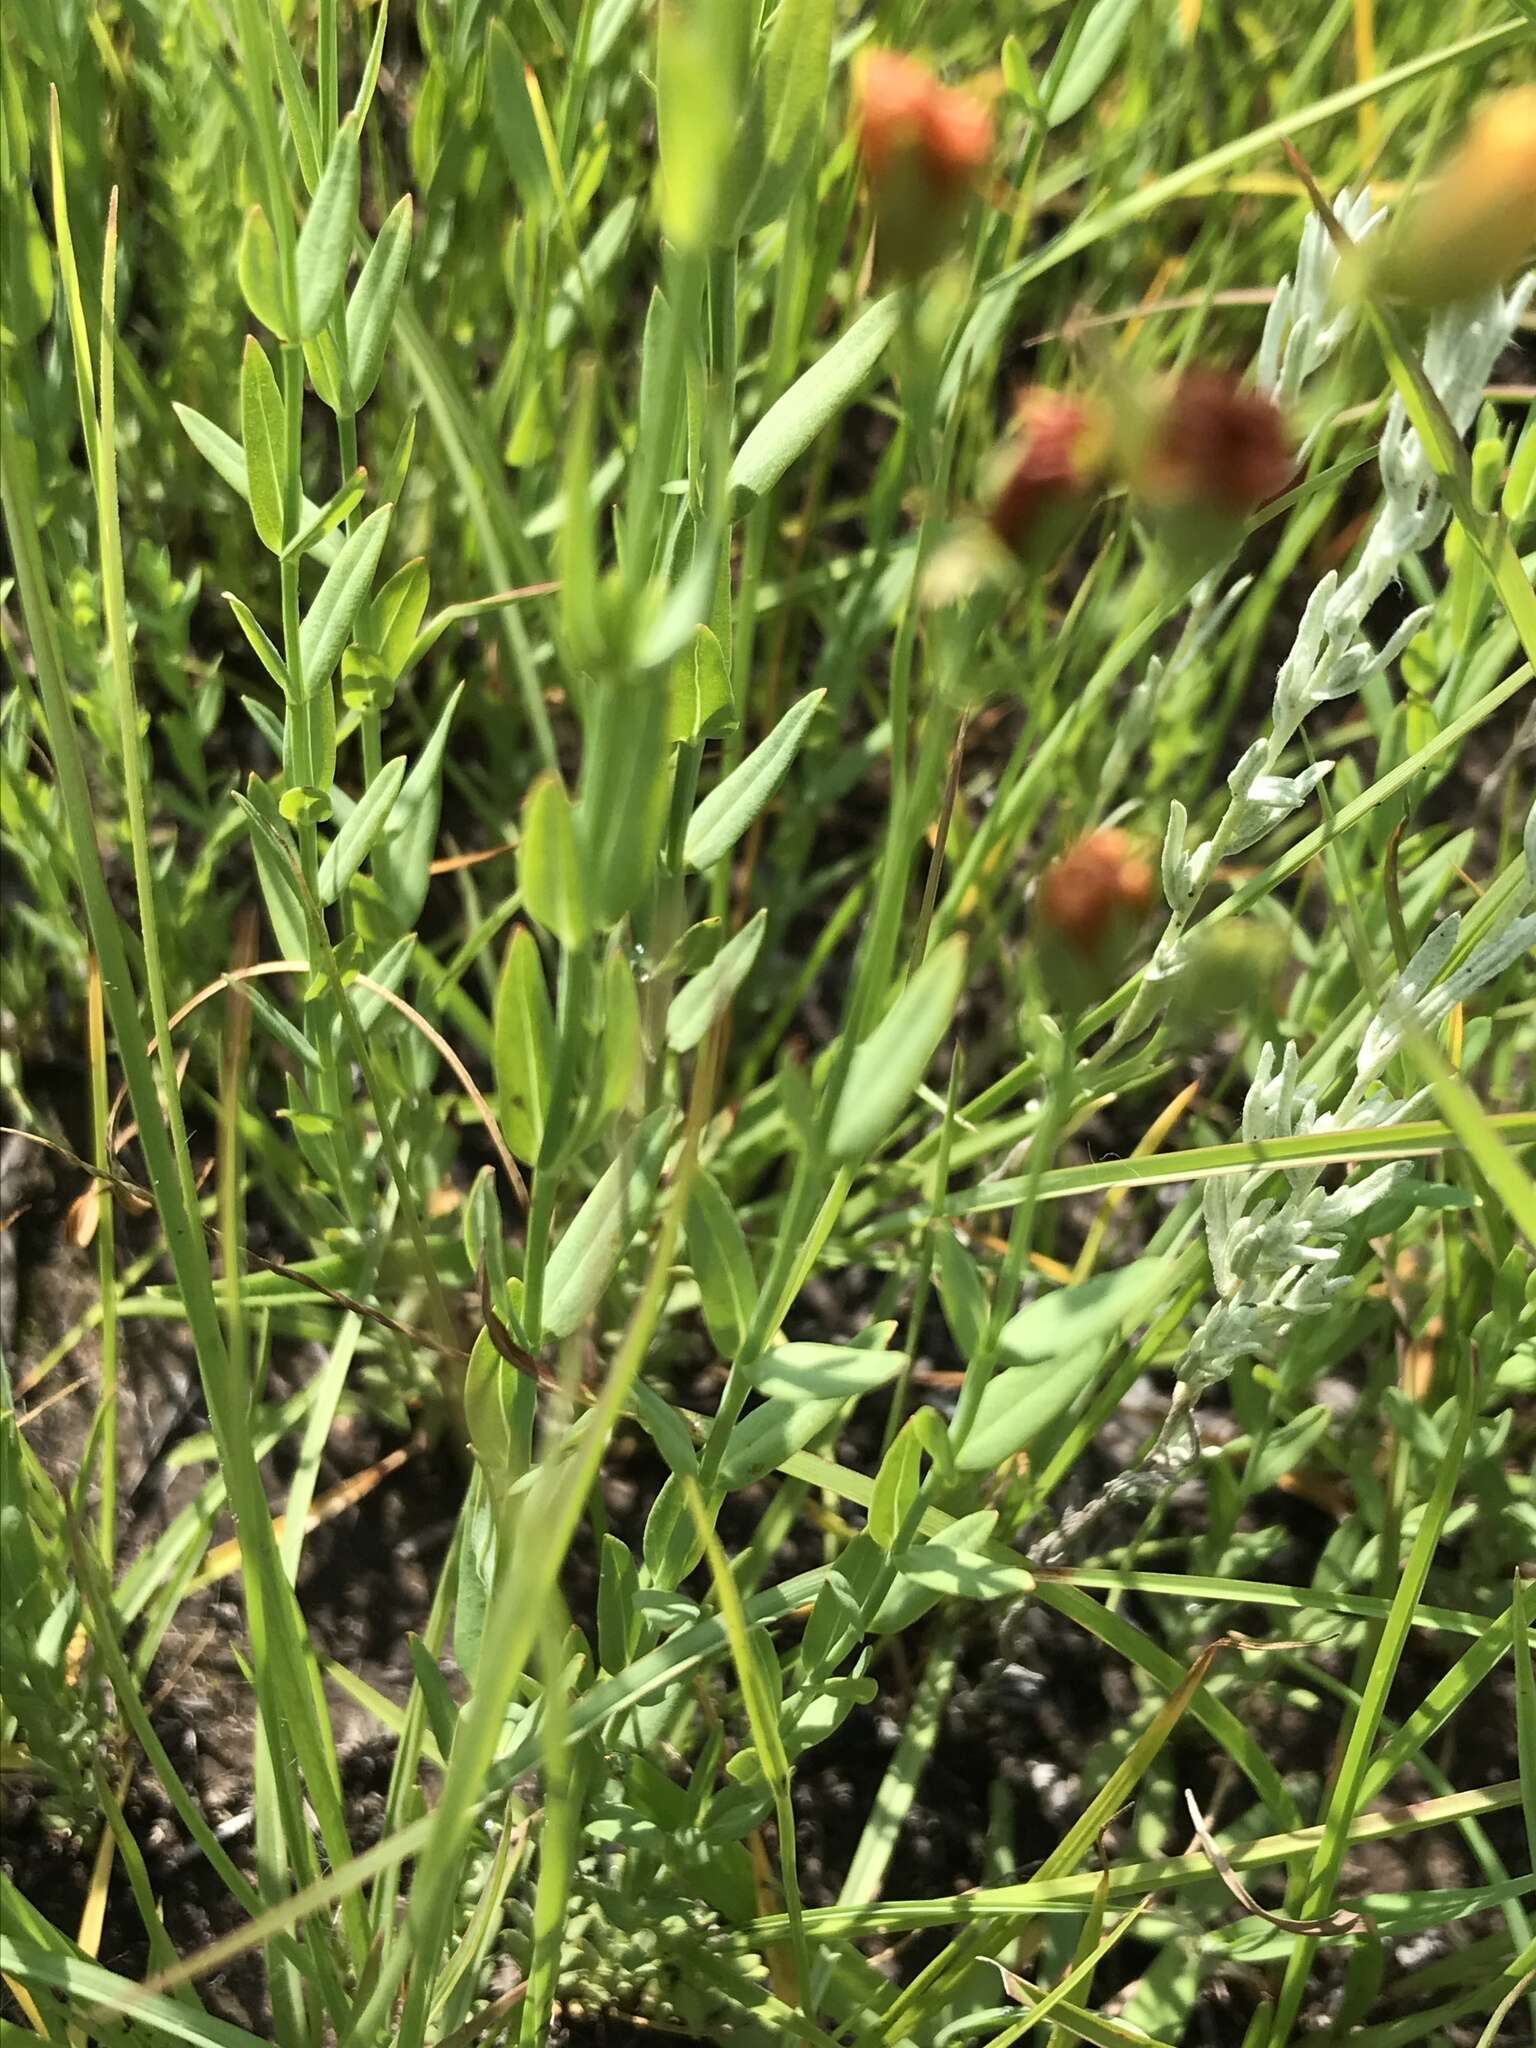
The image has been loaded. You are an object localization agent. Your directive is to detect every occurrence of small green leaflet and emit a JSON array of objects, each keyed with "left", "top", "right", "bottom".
[
  {"left": 684, "top": 691, "right": 823, "bottom": 870},
  {"left": 666, "top": 909, "right": 766, "bottom": 1052}
]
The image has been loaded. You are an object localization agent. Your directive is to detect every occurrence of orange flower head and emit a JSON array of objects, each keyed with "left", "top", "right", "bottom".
[
  {"left": 1137, "top": 372, "right": 1294, "bottom": 520},
  {"left": 853, "top": 51, "right": 993, "bottom": 275},
  {"left": 1039, "top": 830, "right": 1152, "bottom": 959},
  {"left": 986, "top": 389, "right": 1111, "bottom": 565},
  {"left": 1376, "top": 86, "right": 1536, "bottom": 307}
]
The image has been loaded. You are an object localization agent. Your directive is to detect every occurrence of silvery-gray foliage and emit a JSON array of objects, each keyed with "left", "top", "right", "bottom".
[
  {"left": 1137, "top": 226, "right": 1533, "bottom": 1026},
  {"left": 1041, "top": 199, "right": 1536, "bottom": 1560}
]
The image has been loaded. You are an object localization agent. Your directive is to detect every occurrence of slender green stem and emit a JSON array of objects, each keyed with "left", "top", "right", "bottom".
[
  {"left": 951, "top": 1018, "right": 1080, "bottom": 1450},
  {"left": 86, "top": 962, "right": 117, "bottom": 1568},
  {"left": 317, "top": 0, "right": 338, "bottom": 156}
]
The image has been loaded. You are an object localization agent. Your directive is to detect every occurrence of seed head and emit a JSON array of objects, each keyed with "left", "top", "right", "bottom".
[{"left": 853, "top": 52, "right": 992, "bottom": 276}]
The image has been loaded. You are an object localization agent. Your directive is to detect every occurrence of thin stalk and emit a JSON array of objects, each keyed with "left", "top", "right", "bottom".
[
  {"left": 85, "top": 960, "right": 118, "bottom": 1568},
  {"left": 520, "top": 947, "right": 595, "bottom": 1340},
  {"left": 317, "top": 0, "right": 338, "bottom": 155},
  {"left": 94, "top": 198, "right": 204, "bottom": 1253},
  {"left": 951, "top": 1019, "right": 1080, "bottom": 1450}
]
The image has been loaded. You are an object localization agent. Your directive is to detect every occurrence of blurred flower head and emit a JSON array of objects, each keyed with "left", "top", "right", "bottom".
[
  {"left": 1039, "top": 830, "right": 1152, "bottom": 955},
  {"left": 1133, "top": 371, "right": 1294, "bottom": 519},
  {"left": 1123, "top": 370, "right": 1293, "bottom": 571},
  {"left": 853, "top": 51, "right": 993, "bottom": 277},
  {"left": 1373, "top": 87, "right": 1536, "bottom": 309},
  {"left": 1165, "top": 920, "right": 1289, "bottom": 1041},
  {"left": 985, "top": 388, "right": 1112, "bottom": 566},
  {"left": 1036, "top": 829, "right": 1152, "bottom": 1008}
]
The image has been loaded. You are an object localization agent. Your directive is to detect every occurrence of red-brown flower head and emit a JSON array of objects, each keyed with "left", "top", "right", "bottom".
[
  {"left": 1136, "top": 371, "right": 1294, "bottom": 520},
  {"left": 1039, "top": 830, "right": 1152, "bottom": 958},
  {"left": 1036, "top": 828, "right": 1152, "bottom": 1010},
  {"left": 853, "top": 51, "right": 993, "bottom": 276},
  {"left": 986, "top": 388, "right": 1111, "bottom": 566}
]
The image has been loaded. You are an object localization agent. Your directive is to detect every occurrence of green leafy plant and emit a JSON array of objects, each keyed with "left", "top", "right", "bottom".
[{"left": 1, "top": 3, "right": 1533, "bottom": 2045}]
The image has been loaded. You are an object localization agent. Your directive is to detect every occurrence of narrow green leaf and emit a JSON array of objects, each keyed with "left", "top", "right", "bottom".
[
  {"left": 954, "top": 1349, "right": 1108, "bottom": 1473},
  {"left": 281, "top": 468, "right": 367, "bottom": 565},
  {"left": 237, "top": 203, "right": 291, "bottom": 338},
  {"left": 225, "top": 594, "right": 290, "bottom": 695},
  {"left": 871, "top": 1510, "right": 999, "bottom": 1634},
  {"left": 235, "top": 783, "right": 308, "bottom": 966},
  {"left": 519, "top": 774, "right": 589, "bottom": 949},
  {"left": 666, "top": 909, "right": 767, "bottom": 1052},
  {"left": 352, "top": 0, "right": 389, "bottom": 122},
  {"left": 667, "top": 622, "right": 734, "bottom": 742},
  {"left": 1000, "top": 1257, "right": 1167, "bottom": 1366},
  {"left": 239, "top": 336, "right": 286, "bottom": 553},
  {"left": 0, "top": 1935, "right": 271, "bottom": 2048},
  {"left": 360, "top": 556, "right": 432, "bottom": 684},
  {"left": 870, "top": 1415, "right": 924, "bottom": 1551},
  {"left": 729, "top": 296, "right": 900, "bottom": 504},
  {"left": 486, "top": 21, "right": 550, "bottom": 209},
  {"left": 718, "top": 1393, "right": 846, "bottom": 1490},
  {"left": 628, "top": 1379, "right": 698, "bottom": 1482},
  {"left": 800, "top": 1570, "right": 865, "bottom": 1677},
  {"left": 173, "top": 404, "right": 340, "bottom": 565},
  {"left": 349, "top": 933, "right": 416, "bottom": 1036},
  {"left": 541, "top": 1108, "right": 676, "bottom": 1338},
  {"left": 762, "top": 0, "right": 832, "bottom": 170},
  {"left": 317, "top": 754, "right": 406, "bottom": 903},
  {"left": 751, "top": 1344, "right": 908, "bottom": 1402},
  {"left": 1401, "top": 1024, "right": 1536, "bottom": 1251},
  {"left": 1046, "top": 0, "right": 1139, "bottom": 125},
  {"left": 407, "top": 1636, "right": 461, "bottom": 1763},
  {"left": 684, "top": 690, "right": 823, "bottom": 870},
  {"left": 269, "top": 7, "right": 322, "bottom": 193},
  {"left": 934, "top": 1227, "right": 988, "bottom": 1358},
  {"left": 1002, "top": 34, "right": 1043, "bottom": 113},
  {"left": 464, "top": 1326, "right": 534, "bottom": 1504},
  {"left": 1246, "top": 1404, "right": 1332, "bottom": 1496},
  {"left": 829, "top": 936, "right": 968, "bottom": 1163},
  {"left": 644, "top": 1470, "right": 707, "bottom": 1583},
  {"left": 298, "top": 503, "right": 393, "bottom": 700},
  {"left": 46, "top": 90, "right": 98, "bottom": 482},
  {"left": 493, "top": 926, "right": 555, "bottom": 1164},
  {"left": 599, "top": 948, "right": 643, "bottom": 1121},
  {"left": 894, "top": 1545, "right": 1034, "bottom": 1603},
  {"left": 598, "top": 1531, "right": 642, "bottom": 1673},
  {"left": 346, "top": 194, "right": 413, "bottom": 408},
  {"left": 579, "top": 679, "right": 673, "bottom": 926},
  {"left": 455, "top": 1471, "right": 497, "bottom": 1683},
  {"left": 686, "top": 1169, "right": 757, "bottom": 1356},
  {"left": 296, "top": 114, "right": 360, "bottom": 337},
  {"left": 372, "top": 681, "right": 463, "bottom": 932}
]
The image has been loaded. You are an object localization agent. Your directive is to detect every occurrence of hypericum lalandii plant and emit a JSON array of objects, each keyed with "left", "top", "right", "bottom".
[{"left": 5, "top": 8, "right": 1536, "bottom": 2046}]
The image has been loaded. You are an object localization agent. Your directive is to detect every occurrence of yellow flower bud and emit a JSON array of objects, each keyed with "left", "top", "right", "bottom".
[{"left": 1375, "top": 87, "right": 1536, "bottom": 308}]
